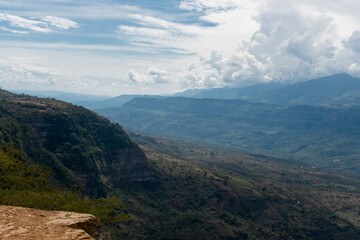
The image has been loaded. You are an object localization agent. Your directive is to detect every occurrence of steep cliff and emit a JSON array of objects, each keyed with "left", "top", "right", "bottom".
[
  {"left": 0, "top": 89, "right": 153, "bottom": 197},
  {"left": 0, "top": 205, "right": 100, "bottom": 240}
]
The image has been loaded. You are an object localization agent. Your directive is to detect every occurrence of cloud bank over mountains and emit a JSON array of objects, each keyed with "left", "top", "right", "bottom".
[
  {"left": 0, "top": 0, "right": 359, "bottom": 94},
  {"left": 175, "top": 0, "right": 360, "bottom": 88}
]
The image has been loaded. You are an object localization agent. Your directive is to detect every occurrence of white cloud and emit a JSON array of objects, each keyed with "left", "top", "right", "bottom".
[
  {"left": 118, "top": 14, "right": 202, "bottom": 53},
  {"left": 0, "top": 13, "right": 79, "bottom": 33},
  {"left": 128, "top": 70, "right": 149, "bottom": 84},
  {"left": 119, "top": 1, "right": 260, "bottom": 55},
  {"left": 148, "top": 67, "right": 169, "bottom": 83},
  {"left": 41, "top": 16, "right": 79, "bottom": 30},
  {"left": 177, "top": 0, "right": 360, "bottom": 88},
  {"left": 0, "top": 13, "right": 51, "bottom": 32},
  {"left": 128, "top": 67, "right": 169, "bottom": 84},
  {"left": 0, "top": 40, "right": 154, "bottom": 53},
  {"left": 0, "top": 26, "right": 28, "bottom": 34},
  {"left": 119, "top": 25, "right": 172, "bottom": 38},
  {"left": 0, "top": 61, "right": 60, "bottom": 86},
  {"left": 0, "top": 1, "right": 144, "bottom": 20},
  {"left": 179, "top": 0, "right": 238, "bottom": 12},
  {"left": 127, "top": 14, "right": 202, "bottom": 35},
  {"left": 344, "top": 30, "right": 360, "bottom": 53},
  {"left": 128, "top": 14, "right": 174, "bottom": 29},
  {"left": 0, "top": 58, "right": 103, "bottom": 92}
]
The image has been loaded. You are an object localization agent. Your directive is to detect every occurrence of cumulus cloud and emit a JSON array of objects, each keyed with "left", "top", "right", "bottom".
[
  {"left": 178, "top": 0, "right": 360, "bottom": 88},
  {"left": 148, "top": 67, "right": 170, "bottom": 83},
  {"left": 0, "top": 13, "right": 79, "bottom": 33},
  {"left": 179, "top": 51, "right": 224, "bottom": 88},
  {"left": 128, "top": 70, "right": 148, "bottom": 84},
  {"left": 128, "top": 67, "right": 169, "bottom": 84},
  {"left": 344, "top": 30, "right": 360, "bottom": 53}
]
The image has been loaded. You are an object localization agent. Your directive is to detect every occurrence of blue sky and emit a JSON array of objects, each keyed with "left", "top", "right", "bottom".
[{"left": 0, "top": 0, "right": 360, "bottom": 95}]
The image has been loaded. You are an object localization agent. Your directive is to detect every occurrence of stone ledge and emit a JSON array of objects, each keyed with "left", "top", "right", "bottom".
[{"left": 0, "top": 205, "right": 100, "bottom": 240}]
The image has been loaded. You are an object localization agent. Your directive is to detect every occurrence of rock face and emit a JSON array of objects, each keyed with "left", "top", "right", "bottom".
[{"left": 0, "top": 205, "right": 100, "bottom": 240}]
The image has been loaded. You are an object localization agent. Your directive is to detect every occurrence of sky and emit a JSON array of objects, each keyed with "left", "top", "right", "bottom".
[{"left": 0, "top": 0, "right": 360, "bottom": 96}]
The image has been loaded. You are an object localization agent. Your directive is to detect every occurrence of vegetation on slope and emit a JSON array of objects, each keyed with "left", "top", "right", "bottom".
[
  {"left": 0, "top": 89, "right": 152, "bottom": 197},
  {"left": 0, "top": 145, "right": 124, "bottom": 224}
]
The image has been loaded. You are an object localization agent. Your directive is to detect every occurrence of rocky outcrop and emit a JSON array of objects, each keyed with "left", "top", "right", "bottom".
[{"left": 0, "top": 205, "right": 100, "bottom": 240}]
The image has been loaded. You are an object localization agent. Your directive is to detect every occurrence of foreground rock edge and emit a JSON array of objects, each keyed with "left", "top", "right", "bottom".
[{"left": 0, "top": 205, "right": 100, "bottom": 240}]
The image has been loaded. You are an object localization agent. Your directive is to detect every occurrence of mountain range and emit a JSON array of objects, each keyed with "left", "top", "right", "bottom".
[
  {"left": 96, "top": 73, "right": 360, "bottom": 175},
  {"left": 13, "top": 73, "right": 360, "bottom": 110},
  {"left": 176, "top": 73, "right": 360, "bottom": 105}
]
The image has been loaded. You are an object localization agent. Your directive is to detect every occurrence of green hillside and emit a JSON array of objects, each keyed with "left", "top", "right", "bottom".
[
  {"left": 0, "top": 145, "right": 124, "bottom": 224},
  {"left": 0, "top": 89, "right": 153, "bottom": 197}
]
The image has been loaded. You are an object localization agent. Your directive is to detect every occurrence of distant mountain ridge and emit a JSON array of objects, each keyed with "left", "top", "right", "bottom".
[
  {"left": 174, "top": 73, "right": 360, "bottom": 105},
  {"left": 257, "top": 73, "right": 360, "bottom": 105},
  {"left": 14, "top": 73, "right": 360, "bottom": 110},
  {"left": 191, "top": 82, "right": 287, "bottom": 100}
]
